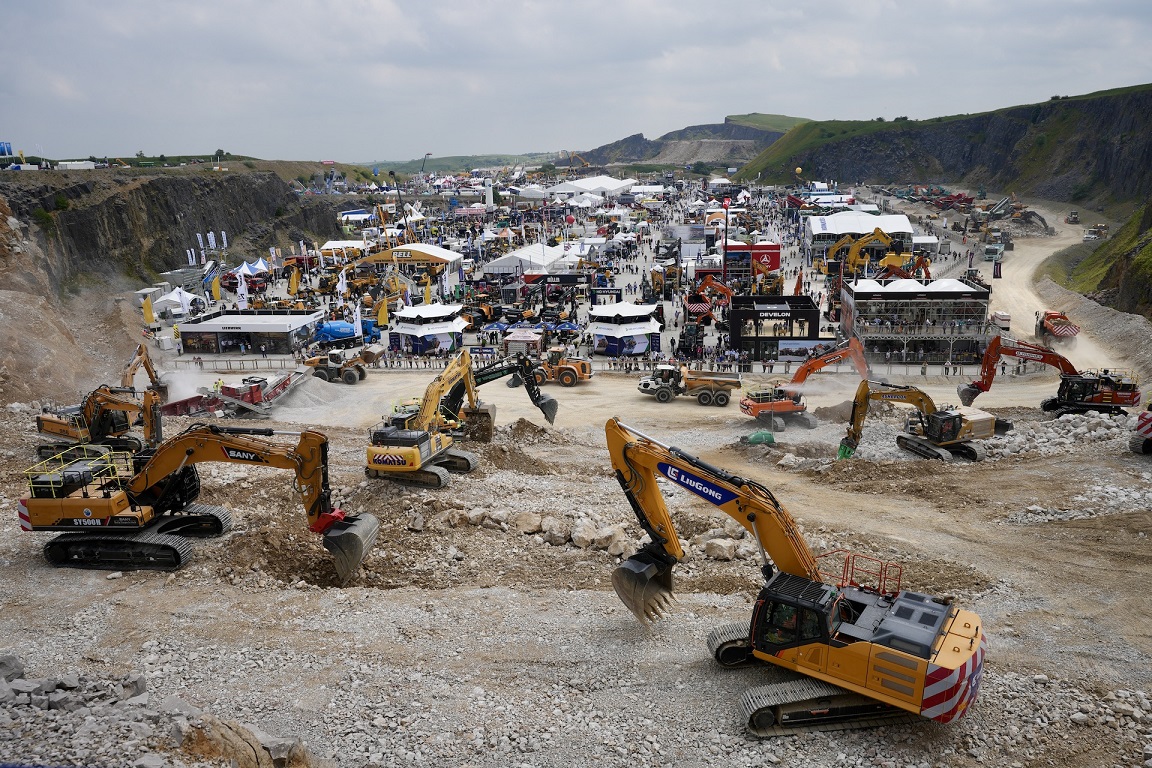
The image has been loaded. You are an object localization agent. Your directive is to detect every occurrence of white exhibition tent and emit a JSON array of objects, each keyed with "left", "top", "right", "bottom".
[
  {"left": 481, "top": 243, "right": 567, "bottom": 276},
  {"left": 153, "top": 286, "right": 198, "bottom": 315},
  {"left": 546, "top": 175, "right": 637, "bottom": 197},
  {"left": 803, "top": 211, "right": 914, "bottom": 240}
]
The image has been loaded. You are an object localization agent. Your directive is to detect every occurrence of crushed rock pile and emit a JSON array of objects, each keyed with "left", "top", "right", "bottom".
[{"left": 0, "top": 653, "right": 317, "bottom": 768}]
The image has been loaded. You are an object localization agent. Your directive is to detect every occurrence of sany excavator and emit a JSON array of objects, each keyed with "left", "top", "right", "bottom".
[
  {"left": 365, "top": 350, "right": 558, "bottom": 488},
  {"left": 957, "top": 335, "right": 1141, "bottom": 415},
  {"left": 606, "top": 418, "right": 985, "bottom": 736},
  {"left": 18, "top": 424, "right": 379, "bottom": 583},
  {"left": 838, "top": 380, "right": 1011, "bottom": 461},
  {"left": 740, "top": 338, "right": 870, "bottom": 430},
  {"left": 36, "top": 385, "right": 163, "bottom": 458},
  {"left": 122, "top": 343, "right": 168, "bottom": 399}
]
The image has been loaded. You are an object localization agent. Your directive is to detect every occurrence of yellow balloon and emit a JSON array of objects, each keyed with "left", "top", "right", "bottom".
[{"left": 795, "top": 167, "right": 803, "bottom": 175}]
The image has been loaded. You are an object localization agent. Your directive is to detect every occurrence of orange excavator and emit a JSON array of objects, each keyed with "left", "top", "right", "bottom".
[
  {"left": 957, "top": 335, "right": 1141, "bottom": 415},
  {"left": 874, "top": 254, "right": 932, "bottom": 281},
  {"left": 740, "top": 338, "right": 870, "bottom": 430}
]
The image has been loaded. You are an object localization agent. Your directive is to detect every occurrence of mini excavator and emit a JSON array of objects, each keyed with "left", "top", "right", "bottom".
[
  {"left": 365, "top": 350, "right": 558, "bottom": 488},
  {"left": 19, "top": 424, "right": 378, "bottom": 583},
  {"left": 605, "top": 418, "right": 985, "bottom": 736}
]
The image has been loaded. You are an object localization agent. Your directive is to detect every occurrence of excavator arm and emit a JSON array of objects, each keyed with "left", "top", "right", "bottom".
[
  {"left": 957, "top": 335, "right": 1080, "bottom": 405},
  {"left": 127, "top": 424, "right": 378, "bottom": 582},
  {"left": 404, "top": 350, "right": 559, "bottom": 436},
  {"left": 122, "top": 344, "right": 167, "bottom": 399},
  {"left": 845, "top": 228, "right": 893, "bottom": 275},
  {"left": 787, "top": 337, "right": 870, "bottom": 389},
  {"left": 606, "top": 418, "right": 821, "bottom": 623}
]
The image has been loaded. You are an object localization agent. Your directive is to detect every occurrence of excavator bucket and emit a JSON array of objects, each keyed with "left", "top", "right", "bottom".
[
  {"left": 534, "top": 393, "right": 559, "bottom": 425},
  {"left": 956, "top": 384, "right": 981, "bottom": 407},
  {"left": 836, "top": 438, "right": 857, "bottom": 460},
  {"left": 611, "top": 554, "right": 675, "bottom": 625},
  {"left": 322, "top": 513, "right": 380, "bottom": 584},
  {"left": 505, "top": 372, "right": 524, "bottom": 388}
]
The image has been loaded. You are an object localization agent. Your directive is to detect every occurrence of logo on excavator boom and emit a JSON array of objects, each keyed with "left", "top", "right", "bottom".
[
  {"left": 222, "top": 447, "right": 267, "bottom": 462},
  {"left": 658, "top": 463, "right": 736, "bottom": 507}
]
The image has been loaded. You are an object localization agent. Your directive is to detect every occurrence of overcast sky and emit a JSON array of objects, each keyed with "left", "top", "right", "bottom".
[{"left": 5, "top": 0, "right": 1151, "bottom": 164}]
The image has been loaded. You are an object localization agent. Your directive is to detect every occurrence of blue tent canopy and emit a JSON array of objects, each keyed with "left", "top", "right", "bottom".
[
  {"left": 555, "top": 321, "right": 581, "bottom": 331},
  {"left": 481, "top": 321, "right": 509, "bottom": 332}
]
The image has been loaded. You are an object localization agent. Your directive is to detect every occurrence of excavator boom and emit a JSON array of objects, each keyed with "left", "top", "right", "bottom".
[{"left": 123, "top": 344, "right": 167, "bottom": 399}]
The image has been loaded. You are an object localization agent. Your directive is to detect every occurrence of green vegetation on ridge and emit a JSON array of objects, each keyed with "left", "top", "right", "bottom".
[{"left": 725, "top": 113, "right": 811, "bottom": 133}]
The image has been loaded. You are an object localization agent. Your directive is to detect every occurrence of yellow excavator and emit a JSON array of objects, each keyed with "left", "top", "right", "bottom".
[
  {"left": 122, "top": 343, "right": 168, "bottom": 399},
  {"left": 19, "top": 424, "right": 379, "bottom": 583},
  {"left": 365, "top": 350, "right": 559, "bottom": 488},
  {"left": 605, "top": 417, "right": 986, "bottom": 736},
  {"left": 36, "top": 385, "right": 163, "bottom": 458},
  {"left": 843, "top": 228, "right": 894, "bottom": 275},
  {"left": 837, "top": 380, "right": 1011, "bottom": 461},
  {"left": 813, "top": 234, "right": 854, "bottom": 275}
]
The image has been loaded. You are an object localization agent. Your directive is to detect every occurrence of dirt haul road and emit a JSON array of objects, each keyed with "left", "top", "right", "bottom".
[{"left": 1, "top": 205, "right": 1150, "bottom": 766}]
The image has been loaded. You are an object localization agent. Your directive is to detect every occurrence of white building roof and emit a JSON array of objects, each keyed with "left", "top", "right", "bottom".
[
  {"left": 588, "top": 301, "right": 658, "bottom": 319},
  {"left": 805, "top": 212, "right": 914, "bottom": 238},
  {"left": 589, "top": 319, "right": 662, "bottom": 336},
  {"left": 547, "top": 176, "right": 637, "bottom": 196},
  {"left": 392, "top": 318, "right": 469, "bottom": 336},
  {"left": 181, "top": 310, "right": 325, "bottom": 334},
  {"left": 481, "top": 244, "right": 567, "bottom": 276},
  {"left": 394, "top": 303, "right": 463, "bottom": 320}
]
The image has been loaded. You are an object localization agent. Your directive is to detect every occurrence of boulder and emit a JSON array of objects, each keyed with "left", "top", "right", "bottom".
[
  {"left": 510, "top": 511, "right": 543, "bottom": 534},
  {"left": 704, "top": 538, "right": 737, "bottom": 561}
]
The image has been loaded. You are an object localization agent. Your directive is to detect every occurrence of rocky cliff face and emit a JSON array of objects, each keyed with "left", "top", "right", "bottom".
[
  {"left": 582, "top": 122, "right": 782, "bottom": 167},
  {"left": 0, "top": 170, "right": 350, "bottom": 403},
  {"left": 750, "top": 86, "right": 1152, "bottom": 207},
  {"left": 0, "top": 170, "right": 345, "bottom": 289}
]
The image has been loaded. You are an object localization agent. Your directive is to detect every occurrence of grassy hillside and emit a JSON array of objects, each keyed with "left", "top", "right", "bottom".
[{"left": 725, "top": 113, "right": 811, "bottom": 133}]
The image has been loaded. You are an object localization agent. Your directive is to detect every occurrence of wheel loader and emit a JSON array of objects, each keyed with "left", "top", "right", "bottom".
[
  {"left": 532, "top": 347, "right": 594, "bottom": 387},
  {"left": 303, "top": 349, "right": 369, "bottom": 385}
]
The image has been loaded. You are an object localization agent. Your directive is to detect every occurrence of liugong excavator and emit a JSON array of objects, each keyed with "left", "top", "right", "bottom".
[
  {"left": 365, "top": 349, "right": 558, "bottom": 488},
  {"left": 36, "top": 385, "right": 164, "bottom": 458},
  {"left": 739, "top": 338, "right": 870, "bottom": 430},
  {"left": 605, "top": 417, "right": 985, "bottom": 736},
  {"left": 957, "top": 335, "right": 1141, "bottom": 415},
  {"left": 838, "top": 380, "right": 1011, "bottom": 461},
  {"left": 19, "top": 424, "right": 379, "bottom": 583}
]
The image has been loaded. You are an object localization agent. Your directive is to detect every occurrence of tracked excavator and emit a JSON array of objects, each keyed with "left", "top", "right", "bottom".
[
  {"left": 365, "top": 350, "right": 558, "bottom": 488},
  {"left": 605, "top": 418, "right": 985, "bottom": 736},
  {"left": 838, "top": 380, "right": 1011, "bottom": 461},
  {"left": 18, "top": 424, "right": 378, "bottom": 583},
  {"left": 957, "top": 335, "right": 1141, "bottom": 415},
  {"left": 740, "top": 338, "right": 870, "bottom": 430},
  {"left": 36, "top": 385, "right": 163, "bottom": 458},
  {"left": 122, "top": 344, "right": 168, "bottom": 399}
]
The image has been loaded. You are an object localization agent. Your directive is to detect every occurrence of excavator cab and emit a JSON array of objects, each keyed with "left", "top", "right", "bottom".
[{"left": 924, "top": 411, "right": 963, "bottom": 444}]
